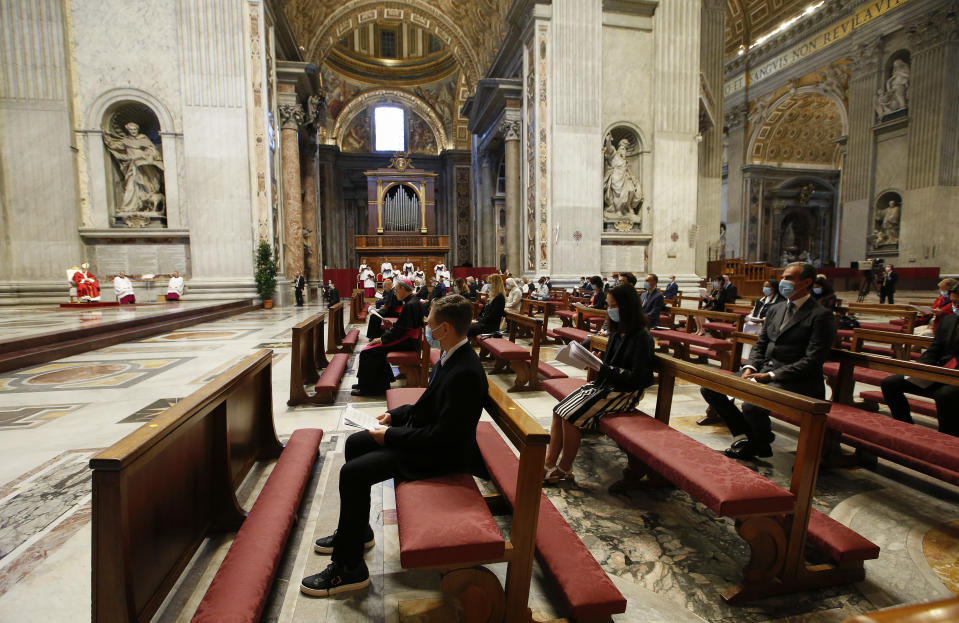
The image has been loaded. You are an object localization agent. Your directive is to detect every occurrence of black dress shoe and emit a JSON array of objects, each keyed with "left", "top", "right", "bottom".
[
  {"left": 350, "top": 388, "right": 365, "bottom": 396},
  {"left": 300, "top": 560, "right": 370, "bottom": 597},
  {"left": 730, "top": 437, "right": 750, "bottom": 450},
  {"left": 723, "top": 441, "right": 772, "bottom": 460},
  {"left": 314, "top": 527, "right": 375, "bottom": 554},
  {"left": 351, "top": 384, "right": 360, "bottom": 389},
  {"left": 697, "top": 407, "right": 723, "bottom": 426}
]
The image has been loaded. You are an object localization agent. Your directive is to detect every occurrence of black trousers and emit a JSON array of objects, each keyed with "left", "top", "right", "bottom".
[
  {"left": 356, "top": 339, "right": 416, "bottom": 394},
  {"left": 700, "top": 371, "right": 824, "bottom": 445},
  {"left": 879, "top": 289, "right": 895, "bottom": 304},
  {"left": 294, "top": 287, "right": 304, "bottom": 306},
  {"left": 331, "top": 432, "right": 403, "bottom": 565},
  {"left": 881, "top": 374, "right": 959, "bottom": 436},
  {"left": 701, "top": 386, "right": 774, "bottom": 445}
]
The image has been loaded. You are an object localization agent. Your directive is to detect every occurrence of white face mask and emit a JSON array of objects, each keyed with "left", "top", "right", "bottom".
[{"left": 942, "top": 291, "right": 949, "bottom": 298}]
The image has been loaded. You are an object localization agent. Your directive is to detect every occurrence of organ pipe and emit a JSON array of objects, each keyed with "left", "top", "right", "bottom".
[{"left": 384, "top": 185, "right": 419, "bottom": 231}]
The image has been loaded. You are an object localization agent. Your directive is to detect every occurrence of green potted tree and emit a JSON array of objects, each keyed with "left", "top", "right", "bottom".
[{"left": 254, "top": 240, "right": 278, "bottom": 308}]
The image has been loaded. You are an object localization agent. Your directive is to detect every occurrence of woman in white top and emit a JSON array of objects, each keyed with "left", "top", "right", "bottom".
[
  {"left": 114, "top": 271, "right": 136, "bottom": 304},
  {"left": 505, "top": 277, "right": 523, "bottom": 313},
  {"left": 166, "top": 271, "right": 184, "bottom": 301}
]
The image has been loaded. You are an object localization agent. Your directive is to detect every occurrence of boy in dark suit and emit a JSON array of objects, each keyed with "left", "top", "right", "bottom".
[
  {"left": 881, "top": 285, "right": 959, "bottom": 435},
  {"left": 301, "top": 294, "right": 488, "bottom": 597},
  {"left": 701, "top": 262, "right": 835, "bottom": 459}
]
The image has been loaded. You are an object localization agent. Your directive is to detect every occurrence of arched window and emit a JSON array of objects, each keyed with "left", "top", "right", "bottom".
[{"left": 374, "top": 106, "right": 405, "bottom": 151}]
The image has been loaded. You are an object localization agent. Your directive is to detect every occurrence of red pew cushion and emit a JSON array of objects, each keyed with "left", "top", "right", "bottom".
[
  {"left": 315, "top": 353, "right": 349, "bottom": 392},
  {"left": 554, "top": 327, "right": 590, "bottom": 343},
  {"left": 386, "top": 351, "right": 419, "bottom": 366},
  {"left": 825, "top": 403, "right": 959, "bottom": 473},
  {"left": 822, "top": 362, "right": 892, "bottom": 386},
  {"left": 475, "top": 423, "right": 626, "bottom": 619},
  {"left": 395, "top": 473, "right": 505, "bottom": 568},
  {"left": 481, "top": 337, "right": 530, "bottom": 361},
  {"left": 857, "top": 322, "right": 902, "bottom": 333},
  {"left": 386, "top": 388, "right": 425, "bottom": 411},
  {"left": 806, "top": 509, "right": 879, "bottom": 564},
  {"left": 859, "top": 390, "right": 937, "bottom": 416},
  {"left": 342, "top": 328, "right": 360, "bottom": 346},
  {"left": 541, "top": 377, "right": 587, "bottom": 401},
  {"left": 192, "top": 428, "right": 323, "bottom": 623},
  {"left": 599, "top": 413, "right": 795, "bottom": 516},
  {"left": 537, "top": 360, "right": 568, "bottom": 380}
]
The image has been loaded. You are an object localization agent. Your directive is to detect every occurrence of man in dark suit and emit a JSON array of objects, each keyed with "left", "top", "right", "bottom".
[
  {"left": 301, "top": 295, "right": 488, "bottom": 597},
  {"left": 701, "top": 262, "right": 836, "bottom": 459},
  {"left": 293, "top": 272, "right": 306, "bottom": 306},
  {"left": 663, "top": 275, "right": 678, "bottom": 299},
  {"left": 640, "top": 273, "right": 666, "bottom": 328},
  {"left": 881, "top": 286, "right": 959, "bottom": 435},
  {"left": 879, "top": 263, "right": 898, "bottom": 304}
]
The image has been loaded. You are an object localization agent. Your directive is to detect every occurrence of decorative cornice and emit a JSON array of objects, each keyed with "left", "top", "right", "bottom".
[
  {"left": 724, "top": 103, "right": 748, "bottom": 129},
  {"left": 849, "top": 36, "right": 883, "bottom": 76},
  {"left": 278, "top": 103, "right": 305, "bottom": 130},
  {"left": 907, "top": 9, "right": 959, "bottom": 52}
]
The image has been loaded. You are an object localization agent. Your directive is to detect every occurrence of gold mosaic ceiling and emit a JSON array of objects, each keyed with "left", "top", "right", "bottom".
[
  {"left": 283, "top": 0, "right": 511, "bottom": 90},
  {"left": 750, "top": 92, "right": 843, "bottom": 167},
  {"left": 724, "top": 0, "right": 814, "bottom": 56}
]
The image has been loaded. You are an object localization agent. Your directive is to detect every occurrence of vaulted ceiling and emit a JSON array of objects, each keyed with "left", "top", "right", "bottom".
[
  {"left": 282, "top": 0, "right": 511, "bottom": 91},
  {"left": 725, "top": 0, "right": 814, "bottom": 56}
]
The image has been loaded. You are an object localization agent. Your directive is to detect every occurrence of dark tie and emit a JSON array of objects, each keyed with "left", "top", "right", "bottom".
[{"left": 780, "top": 302, "right": 796, "bottom": 330}]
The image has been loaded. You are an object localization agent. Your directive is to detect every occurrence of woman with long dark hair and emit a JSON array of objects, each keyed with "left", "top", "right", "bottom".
[{"left": 545, "top": 283, "right": 657, "bottom": 483}]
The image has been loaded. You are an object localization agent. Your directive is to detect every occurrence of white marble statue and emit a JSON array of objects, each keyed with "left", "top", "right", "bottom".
[
  {"left": 103, "top": 122, "right": 165, "bottom": 216},
  {"left": 873, "top": 199, "right": 901, "bottom": 246},
  {"left": 875, "top": 59, "right": 910, "bottom": 118},
  {"left": 602, "top": 133, "right": 642, "bottom": 221}
]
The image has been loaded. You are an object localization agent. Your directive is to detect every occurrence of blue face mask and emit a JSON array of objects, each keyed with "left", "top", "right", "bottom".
[
  {"left": 779, "top": 280, "right": 796, "bottom": 299},
  {"left": 762, "top": 286, "right": 772, "bottom": 296},
  {"left": 607, "top": 308, "right": 621, "bottom": 323},
  {"left": 812, "top": 287, "right": 823, "bottom": 295},
  {"left": 643, "top": 281, "right": 651, "bottom": 290},
  {"left": 712, "top": 281, "right": 721, "bottom": 288}
]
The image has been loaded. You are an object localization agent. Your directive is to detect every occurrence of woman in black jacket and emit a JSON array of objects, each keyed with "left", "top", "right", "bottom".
[
  {"left": 587, "top": 276, "right": 607, "bottom": 309},
  {"left": 467, "top": 274, "right": 506, "bottom": 337},
  {"left": 812, "top": 276, "right": 838, "bottom": 311},
  {"left": 545, "top": 283, "right": 656, "bottom": 484}
]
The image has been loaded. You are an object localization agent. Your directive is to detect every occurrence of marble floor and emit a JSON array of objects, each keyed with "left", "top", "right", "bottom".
[{"left": 0, "top": 294, "right": 955, "bottom": 623}]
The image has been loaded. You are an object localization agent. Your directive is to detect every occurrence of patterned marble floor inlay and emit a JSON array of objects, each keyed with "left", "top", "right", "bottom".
[
  {"left": 922, "top": 520, "right": 959, "bottom": 595},
  {"left": 119, "top": 398, "right": 181, "bottom": 424},
  {"left": 0, "top": 404, "right": 86, "bottom": 429},
  {"left": 139, "top": 328, "right": 261, "bottom": 342},
  {"left": 0, "top": 357, "right": 193, "bottom": 392}
]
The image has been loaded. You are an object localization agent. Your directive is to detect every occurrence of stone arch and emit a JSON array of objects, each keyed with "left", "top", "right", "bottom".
[
  {"left": 86, "top": 87, "right": 176, "bottom": 132},
  {"left": 303, "top": 1, "right": 483, "bottom": 92},
  {"left": 333, "top": 88, "right": 449, "bottom": 152},
  {"left": 747, "top": 88, "right": 847, "bottom": 168}
]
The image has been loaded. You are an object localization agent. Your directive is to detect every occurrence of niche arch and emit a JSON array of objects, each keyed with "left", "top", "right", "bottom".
[{"left": 332, "top": 88, "right": 448, "bottom": 153}]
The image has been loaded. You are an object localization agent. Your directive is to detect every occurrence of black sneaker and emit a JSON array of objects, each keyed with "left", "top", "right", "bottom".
[
  {"left": 300, "top": 560, "right": 370, "bottom": 597},
  {"left": 314, "top": 527, "right": 375, "bottom": 554}
]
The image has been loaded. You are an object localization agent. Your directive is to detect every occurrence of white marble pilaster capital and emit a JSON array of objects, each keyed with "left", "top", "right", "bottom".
[
  {"left": 278, "top": 103, "right": 305, "bottom": 130},
  {"left": 724, "top": 103, "right": 748, "bottom": 130},
  {"left": 499, "top": 119, "right": 522, "bottom": 142},
  {"left": 848, "top": 36, "right": 883, "bottom": 76}
]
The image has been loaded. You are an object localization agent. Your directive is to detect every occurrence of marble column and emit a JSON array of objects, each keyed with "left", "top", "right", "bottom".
[
  {"left": 476, "top": 151, "right": 496, "bottom": 267},
  {"left": 723, "top": 104, "right": 748, "bottom": 258},
  {"left": 903, "top": 11, "right": 959, "bottom": 271},
  {"left": 651, "top": 0, "right": 701, "bottom": 288},
  {"left": 697, "top": 0, "right": 725, "bottom": 272},
  {"left": 301, "top": 142, "right": 321, "bottom": 288},
  {"left": 501, "top": 117, "right": 522, "bottom": 275},
  {"left": 278, "top": 95, "right": 305, "bottom": 279},
  {"left": 838, "top": 37, "right": 883, "bottom": 266}
]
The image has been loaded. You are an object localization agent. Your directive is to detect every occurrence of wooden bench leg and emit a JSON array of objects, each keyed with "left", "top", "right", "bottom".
[
  {"left": 490, "top": 358, "right": 509, "bottom": 374},
  {"left": 608, "top": 454, "right": 671, "bottom": 494},
  {"left": 820, "top": 430, "right": 858, "bottom": 469},
  {"left": 721, "top": 516, "right": 788, "bottom": 604},
  {"left": 507, "top": 361, "right": 534, "bottom": 392},
  {"left": 440, "top": 567, "right": 505, "bottom": 623}
]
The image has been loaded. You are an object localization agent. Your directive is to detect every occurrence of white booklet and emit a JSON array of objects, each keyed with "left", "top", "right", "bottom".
[
  {"left": 556, "top": 340, "right": 603, "bottom": 371},
  {"left": 367, "top": 306, "right": 384, "bottom": 319},
  {"left": 905, "top": 375, "right": 935, "bottom": 389},
  {"left": 344, "top": 404, "right": 382, "bottom": 431}
]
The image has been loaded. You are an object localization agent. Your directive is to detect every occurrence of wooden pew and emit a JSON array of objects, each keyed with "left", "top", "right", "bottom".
[
  {"left": 90, "top": 350, "right": 322, "bottom": 623},
  {"left": 386, "top": 383, "right": 626, "bottom": 622},
  {"left": 651, "top": 308, "right": 745, "bottom": 370},
  {"left": 326, "top": 301, "right": 359, "bottom": 354},
  {"left": 288, "top": 313, "right": 350, "bottom": 405},
  {"left": 349, "top": 289, "right": 369, "bottom": 324},
  {"left": 604, "top": 354, "right": 878, "bottom": 602},
  {"left": 479, "top": 311, "right": 566, "bottom": 391},
  {"left": 843, "top": 303, "right": 918, "bottom": 334},
  {"left": 386, "top": 330, "right": 431, "bottom": 388}
]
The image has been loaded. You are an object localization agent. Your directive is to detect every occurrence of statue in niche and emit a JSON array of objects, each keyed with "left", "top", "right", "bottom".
[
  {"left": 875, "top": 59, "right": 910, "bottom": 119},
  {"left": 872, "top": 199, "right": 901, "bottom": 246},
  {"left": 103, "top": 122, "right": 165, "bottom": 223},
  {"left": 602, "top": 133, "right": 643, "bottom": 223}
]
